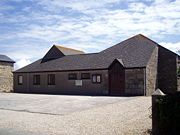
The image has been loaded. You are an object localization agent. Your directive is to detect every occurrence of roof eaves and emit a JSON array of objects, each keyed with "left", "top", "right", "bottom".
[
  {"left": 13, "top": 67, "right": 108, "bottom": 73},
  {"left": 0, "top": 60, "right": 15, "bottom": 63}
]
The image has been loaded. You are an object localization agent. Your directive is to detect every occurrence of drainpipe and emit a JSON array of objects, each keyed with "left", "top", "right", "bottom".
[
  {"left": 27, "top": 73, "right": 30, "bottom": 93},
  {"left": 144, "top": 68, "right": 146, "bottom": 96}
]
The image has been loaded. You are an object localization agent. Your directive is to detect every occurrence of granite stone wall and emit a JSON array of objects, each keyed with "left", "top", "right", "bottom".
[
  {"left": 125, "top": 68, "right": 145, "bottom": 95},
  {"left": 14, "top": 70, "right": 109, "bottom": 95},
  {"left": 146, "top": 46, "right": 158, "bottom": 96},
  {"left": 0, "top": 62, "right": 14, "bottom": 92}
]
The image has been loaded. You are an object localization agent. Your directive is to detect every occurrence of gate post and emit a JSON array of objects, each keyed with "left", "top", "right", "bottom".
[{"left": 152, "top": 89, "right": 165, "bottom": 135}]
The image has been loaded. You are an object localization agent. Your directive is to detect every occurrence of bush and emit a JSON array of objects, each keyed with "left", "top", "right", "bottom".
[{"left": 156, "top": 92, "right": 180, "bottom": 134}]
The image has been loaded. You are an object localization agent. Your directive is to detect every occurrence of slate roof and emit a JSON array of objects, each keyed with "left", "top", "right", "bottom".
[
  {"left": 0, "top": 54, "right": 15, "bottom": 63},
  {"left": 41, "top": 45, "right": 85, "bottom": 63},
  {"left": 55, "top": 45, "right": 85, "bottom": 55},
  {"left": 14, "top": 34, "right": 161, "bottom": 73}
]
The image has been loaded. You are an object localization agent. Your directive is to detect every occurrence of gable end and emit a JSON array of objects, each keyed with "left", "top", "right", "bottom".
[{"left": 41, "top": 45, "right": 65, "bottom": 63}]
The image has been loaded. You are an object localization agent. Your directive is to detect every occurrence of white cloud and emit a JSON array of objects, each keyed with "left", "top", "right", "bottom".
[
  {"left": 0, "top": 41, "right": 49, "bottom": 69},
  {"left": 38, "top": 0, "right": 119, "bottom": 11},
  {"left": 0, "top": 0, "right": 180, "bottom": 70},
  {"left": 14, "top": 58, "right": 31, "bottom": 70},
  {"left": 12, "top": 0, "right": 179, "bottom": 42},
  {"left": 0, "top": 2, "right": 14, "bottom": 11},
  {"left": 159, "top": 42, "right": 180, "bottom": 54}
]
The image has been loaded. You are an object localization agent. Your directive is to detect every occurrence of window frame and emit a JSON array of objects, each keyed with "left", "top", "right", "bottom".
[
  {"left": 33, "top": 75, "right": 40, "bottom": 85},
  {"left": 18, "top": 75, "right": 23, "bottom": 85},
  {"left": 92, "top": 74, "right": 102, "bottom": 84},
  {"left": 68, "top": 73, "right": 77, "bottom": 80},
  {"left": 81, "top": 73, "right": 90, "bottom": 80},
  {"left": 47, "top": 74, "right": 55, "bottom": 85}
]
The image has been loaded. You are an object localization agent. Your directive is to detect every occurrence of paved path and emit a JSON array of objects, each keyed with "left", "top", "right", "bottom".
[{"left": 0, "top": 93, "right": 151, "bottom": 135}]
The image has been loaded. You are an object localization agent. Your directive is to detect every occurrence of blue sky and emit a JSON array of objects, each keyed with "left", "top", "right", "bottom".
[{"left": 0, "top": 0, "right": 180, "bottom": 69}]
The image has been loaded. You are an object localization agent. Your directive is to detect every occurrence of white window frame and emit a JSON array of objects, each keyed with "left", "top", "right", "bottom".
[
  {"left": 18, "top": 75, "right": 23, "bottom": 85},
  {"left": 92, "top": 74, "right": 101, "bottom": 83}
]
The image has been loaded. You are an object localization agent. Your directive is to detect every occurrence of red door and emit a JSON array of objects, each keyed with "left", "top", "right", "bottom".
[{"left": 109, "top": 62, "right": 125, "bottom": 95}]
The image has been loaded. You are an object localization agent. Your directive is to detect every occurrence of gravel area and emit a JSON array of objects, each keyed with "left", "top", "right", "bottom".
[
  {"left": 0, "top": 93, "right": 152, "bottom": 135},
  {"left": 0, "top": 93, "right": 137, "bottom": 115}
]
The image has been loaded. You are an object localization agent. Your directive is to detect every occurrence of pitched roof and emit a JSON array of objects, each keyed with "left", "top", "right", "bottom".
[
  {"left": 98, "top": 34, "right": 157, "bottom": 68},
  {"left": 0, "top": 54, "right": 15, "bottom": 63},
  {"left": 41, "top": 45, "right": 85, "bottom": 63},
  {"left": 14, "top": 34, "right": 159, "bottom": 73},
  {"left": 55, "top": 45, "right": 85, "bottom": 55}
]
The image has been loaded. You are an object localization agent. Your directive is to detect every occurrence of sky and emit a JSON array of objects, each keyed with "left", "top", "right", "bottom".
[{"left": 0, "top": 0, "right": 180, "bottom": 70}]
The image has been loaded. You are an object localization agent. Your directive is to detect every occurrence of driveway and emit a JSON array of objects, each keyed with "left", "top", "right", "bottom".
[
  {"left": 0, "top": 93, "right": 151, "bottom": 135},
  {"left": 0, "top": 93, "right": 136, "bottom": 115}
]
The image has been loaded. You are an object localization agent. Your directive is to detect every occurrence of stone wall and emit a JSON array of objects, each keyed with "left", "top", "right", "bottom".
[
  {"left": 14, "top": 70, "right": 109, "bottom": 95},
  {"left": 157, "top": 46, "right": 177, "bottom": 93},
  {"left": 146, "top": 46, "right": 158, "bottom": 96},
  {"left": 0, "top": 62, "right": 14, "bottom": 92},
  {"left": 125, "top": 68, "right": 145, "bottom": 95}
]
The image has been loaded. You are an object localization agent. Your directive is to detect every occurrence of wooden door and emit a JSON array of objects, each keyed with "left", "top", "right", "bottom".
[{"left": 109, "top": 62, "right": 125, "bottom": 95}]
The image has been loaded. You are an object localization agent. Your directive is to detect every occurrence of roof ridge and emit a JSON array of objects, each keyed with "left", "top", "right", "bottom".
[
  {"left": 100, "top": 34, "right": 158, "bottom": 53},
  {"left": 136, "top": 34, "right": 159, "bottom": 46},
  {"left": 54, "top": 45, "right": 84, "bottom": 53},
  {"left": 63, "top": 52, "right": 99, "bottom": 57},
  {"left": 135, "top": 34, "right": 179, "bottom": 56},
  {"left": 78, "top": 52, "right": 98, "bottom": 55}
]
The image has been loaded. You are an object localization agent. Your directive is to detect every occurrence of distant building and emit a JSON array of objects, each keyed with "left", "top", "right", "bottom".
[
  {"left": 13, "top": 34, "right": 179, "bottom": 96},
  {"left": 0, "top": 55, "right": 15, "bottom": 92}
]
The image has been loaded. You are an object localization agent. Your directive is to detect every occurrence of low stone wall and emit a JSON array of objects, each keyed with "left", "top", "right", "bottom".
[{"left": 0, "top": 62, "right": 13, "bottom": 92}]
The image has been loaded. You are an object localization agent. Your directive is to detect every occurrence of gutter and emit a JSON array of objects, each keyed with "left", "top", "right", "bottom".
[{"left": 13, "top": 66, "right": 146, "bottom": 74}]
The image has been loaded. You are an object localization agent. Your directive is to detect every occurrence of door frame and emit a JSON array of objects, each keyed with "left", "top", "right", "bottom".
[{"left": 108, "top": 59, "right": 125, "bottom": 95}]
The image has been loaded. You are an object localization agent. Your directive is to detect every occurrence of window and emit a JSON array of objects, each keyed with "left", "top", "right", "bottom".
[
  {"left": 48, "top": 74, "right": 55, "bottom": 85},
  {"left": 92, "top": 74, "right": 102, "bottom": 83},
  {"left": 81, "top": 73, "right": 90, "bottom": 79},
  {"left": 33, "top": 75, "right": 40, "bottom": 85},
  {"left": 18, "top": 75, "right": 23, "bottom": 85},
  {"left": 68, "top": 73, "right": 77, "bottom": 80}
]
